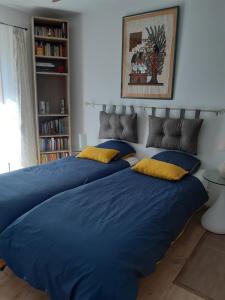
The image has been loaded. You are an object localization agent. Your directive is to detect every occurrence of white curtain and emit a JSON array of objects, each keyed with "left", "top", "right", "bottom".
[{"left": 0, "top": 25, "right": 37, "bottom": 173}]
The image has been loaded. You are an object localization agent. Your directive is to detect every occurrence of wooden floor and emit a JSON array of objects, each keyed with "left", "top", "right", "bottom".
[
  {"left": 175, "top": 232, "right": 225, "bottom": 300},
  {"left": 0, "top": 209, "right": 207, "bottom": 300}
]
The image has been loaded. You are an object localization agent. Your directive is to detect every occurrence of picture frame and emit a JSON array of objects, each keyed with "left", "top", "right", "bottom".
[{"left": 121, "top": 6, "right": 179, "bottom": 100}]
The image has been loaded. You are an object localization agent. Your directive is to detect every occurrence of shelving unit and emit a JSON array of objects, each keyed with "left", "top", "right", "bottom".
[{"left": 32, "top": 16, "right": 72, "bottom": 164}]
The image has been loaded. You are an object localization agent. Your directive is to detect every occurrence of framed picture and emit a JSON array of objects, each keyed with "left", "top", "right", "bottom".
[{"left": 121, "top": 6, "right": 179, "bottom": 99}]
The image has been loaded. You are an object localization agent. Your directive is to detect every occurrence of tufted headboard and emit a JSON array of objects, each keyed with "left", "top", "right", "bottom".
[
  {"left": 146, "top": 115, "right": 203, "bottom": 155},
  {"left": 99, "top": 106, "right": 138, "bottom": 143},
  {"left": 85, "top": 102, "right": 225, "bottom": 167},
  {"left": 145, "top": 107, "right": 204, "bottom": 155}
]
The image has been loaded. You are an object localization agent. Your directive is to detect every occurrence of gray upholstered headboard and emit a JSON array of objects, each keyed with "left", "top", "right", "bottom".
[
  {"left": 99, "top": 106, "right": 138, "bottom": 143},
  {"left": 85, "top": 102, "right": 224, "bottom": 161},
  {"left": 146, "top": 115, "right": 203, "bottom": 155},
  {"left": 145, "top": 108, "right": 204, "bottom": 155}
]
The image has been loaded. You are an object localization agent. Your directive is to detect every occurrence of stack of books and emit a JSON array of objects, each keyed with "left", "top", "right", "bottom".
[
  {"left": 40, "top": 152, "right": 69, "bottom": 164},
  {"left": 36, "top": 62, "right": 56, "bottom": 72},
  {"left": 35, "top": 42, "right": 65, "bottom": 57},
  {"left": 34, "top": 23, "right": 67, "bottom": 38},
  {"left": 40, "top": 137, "right": 69, "bottom": 152},
  {"left": 40, "top": 118, "right": 68, "bottom": 135}
]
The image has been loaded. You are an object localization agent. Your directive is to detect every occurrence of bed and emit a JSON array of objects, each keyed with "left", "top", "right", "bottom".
[
  {"left": 0, "top": 154, "right": 130, "bottom": 234},
  {"left": 0, "top": 165, "right": 208, "bottom": 300}
]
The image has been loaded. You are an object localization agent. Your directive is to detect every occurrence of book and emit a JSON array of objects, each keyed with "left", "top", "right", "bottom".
[
  {"left": 34, "top": 23, "right": 67, "bottom": 38},
  {"left": 40, "top": 152, "right": 69, "bottom": 164},
  {"left": 40, "top": 118, "right": 68, "bottom": 135},
  {"left": 35, "top": 42, "right": 66, "bottom": 57},
  {"left": 40, "top": 137, "right": 69, "bottom": 152}
]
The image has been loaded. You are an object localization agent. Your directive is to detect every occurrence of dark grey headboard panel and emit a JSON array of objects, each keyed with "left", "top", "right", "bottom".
[
  {"left": 146, "top": 116, "right": 203, "bottom": 155},
  {"left": 99, "top": 110, "right": 138, "bottom": 143}
]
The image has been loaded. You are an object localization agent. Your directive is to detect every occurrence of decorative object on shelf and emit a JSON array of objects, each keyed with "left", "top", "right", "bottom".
[
  {"left": 57, "top": 65, "right": 65, "bottom": 73},
  {"left": 47, "top": 28, "right": 52, "bottom": 36},
  {"left": 121, "top": 6, "right": 179, "bottom": 99},
  {"left": 39, "top": 101, "right": 46, "bottom": 114},
  {"left": 45, "top": 101, "right": 50, "bottom": 114},
  {"left": 60, "top": 98, "right": 65, "bottom": 114},
  {"left": 39, "top": 100, "right": 50, "bottom": 114},
  {"left": 78, "top": 133, "right": 87, "bottom": 151}
]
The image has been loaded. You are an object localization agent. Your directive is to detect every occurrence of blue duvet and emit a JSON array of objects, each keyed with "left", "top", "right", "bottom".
[
  {"left": 0, "top": 156, "right": 128, "bottom": 233},
  {"left": 0, "top": 168, "right": 208, "bottom": 300}
]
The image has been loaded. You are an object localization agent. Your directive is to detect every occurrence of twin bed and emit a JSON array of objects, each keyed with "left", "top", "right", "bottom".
[
  {"left": 0, "top": 118, "right": 209, "bottom": 300},
  {"left": 0, "top": 153, "right": 129, "bottom": 233}
]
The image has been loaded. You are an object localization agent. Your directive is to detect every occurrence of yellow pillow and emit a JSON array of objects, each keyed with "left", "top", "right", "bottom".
[
  {"left": 77, "top": 146, "right": 119, "bottom": 163},
  {"left": 132, "top": 158, "right": 188, "bottom": 181}
]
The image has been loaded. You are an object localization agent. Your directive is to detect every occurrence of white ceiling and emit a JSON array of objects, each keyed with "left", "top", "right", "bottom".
[{"left": 0, "top": 0, "right": 105, "bottom": 13}]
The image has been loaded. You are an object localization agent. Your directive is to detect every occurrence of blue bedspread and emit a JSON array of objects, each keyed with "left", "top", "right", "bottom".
[
  {"left": 0, "top": 169, "right": 208, "bottom": 300},
  {"left": 0, "top": 156, "right": 128, "bottom": 233}
]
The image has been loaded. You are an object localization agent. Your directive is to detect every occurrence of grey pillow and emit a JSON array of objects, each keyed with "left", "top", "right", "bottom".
[
  {"left": 146, "top": 116, "right": 203, "bottom": 155},
  {"left": 99, "top": 111, "right": 138, "bottom": 143}
]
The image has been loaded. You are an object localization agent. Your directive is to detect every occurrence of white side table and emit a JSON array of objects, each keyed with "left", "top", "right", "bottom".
[{"left": 201, "top": 170, "right": 225, "bottom": 234}]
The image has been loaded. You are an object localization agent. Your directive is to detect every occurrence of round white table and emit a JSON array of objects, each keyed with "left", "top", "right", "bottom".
[{"left": 201, "top": 170, "right": 225, "bottom": 234}]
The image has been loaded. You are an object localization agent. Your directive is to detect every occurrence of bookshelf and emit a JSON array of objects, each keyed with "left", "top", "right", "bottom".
[{"left": 31, "top": 16, "right": 72, "bottom": 164}]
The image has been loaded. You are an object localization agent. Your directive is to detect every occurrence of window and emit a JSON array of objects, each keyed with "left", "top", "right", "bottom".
[
  {"left": 0, "top": 27, "right": 21, "bottom": 173},
  {"left": 0, "top": 24, "right": 36, "bottom": 174}
]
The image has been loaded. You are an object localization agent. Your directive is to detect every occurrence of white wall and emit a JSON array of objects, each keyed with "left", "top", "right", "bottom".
[
  {"left": 68, "top": 14, "right": 85, "bottom": 149},
  {"left": 68, "top": 0, "right": 225, "bottom": 166},
  {"left": 1, "top": 2, "right": 225, "bottom": 167},
  {"left": 70, "top": 0, "right": 225, "bottom": 167},
  {"left": 0, "top": 4, "right": 30, "bottom": 28}
]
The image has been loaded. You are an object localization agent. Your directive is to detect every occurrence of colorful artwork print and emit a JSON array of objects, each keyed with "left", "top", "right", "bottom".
[
  {"left": 129, "top": 25, "right": 166, "bottom": 86},
  {"left": 121, "top": 7, "right": 178, "bottom": 99}
]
